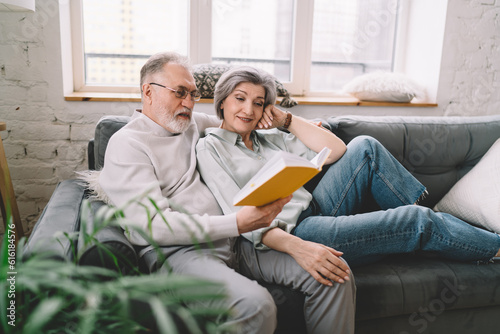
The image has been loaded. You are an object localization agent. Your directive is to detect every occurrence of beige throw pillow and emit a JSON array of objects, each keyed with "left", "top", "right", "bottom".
[
  {"left": 433, "top": 138, "right": 500, "bottom": 233},
  {"left": 342, "top": 72, "right": 426, "bottom": 103}
]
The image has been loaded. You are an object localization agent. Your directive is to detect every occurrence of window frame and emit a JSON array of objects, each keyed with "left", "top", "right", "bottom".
[{"left": 69, "top": 0, "right": 407, "bottom": 97}]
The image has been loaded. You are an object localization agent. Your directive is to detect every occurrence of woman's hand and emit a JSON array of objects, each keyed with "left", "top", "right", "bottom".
[
  {"left": 289, "top": 239, "right": 351, "bottom": 286},
  {"left": 261, "top": 227, "right": 350, "bottom": 285},
  {"left": 256, "top": 105, "right": 288, "bottom": 129},
  {"left": 257, "top": 105, "right": 347, "bottom": 165},
  {"left": 256, "top": 105, "right": 322, "bottom": 129}
]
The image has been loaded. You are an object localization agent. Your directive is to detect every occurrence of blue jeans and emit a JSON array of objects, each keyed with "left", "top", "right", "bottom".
[{"left": 292, "top": 136, "right": 500, "bottom": 267}]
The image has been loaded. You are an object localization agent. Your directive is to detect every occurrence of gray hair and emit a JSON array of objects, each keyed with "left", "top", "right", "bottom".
[
  {"left": 140, "top": 52, "right": 191, "bottom": 95},
  {"left": 214, "top": 66, "right": 277, "bottom": 119}
]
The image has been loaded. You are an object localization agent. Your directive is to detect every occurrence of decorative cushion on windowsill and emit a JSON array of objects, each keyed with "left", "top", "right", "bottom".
[
  {"left": 192, "top": 63, "right": 298, "bottom": 108},
  {"left": 342, "top": 71, "right": 426, "bottom": 103}
]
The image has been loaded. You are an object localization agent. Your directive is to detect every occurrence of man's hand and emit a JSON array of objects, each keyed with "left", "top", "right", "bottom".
[{"left": 236, "top": 195, "right": 292, "bottom": 234}]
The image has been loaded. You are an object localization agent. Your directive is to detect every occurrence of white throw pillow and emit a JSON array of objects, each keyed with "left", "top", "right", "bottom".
[
  {"left": 342, "top": 72, "right": 426, "bottom": 103},
  {"left": 433, "top": 138, "right": 500, "bottom": 233}
]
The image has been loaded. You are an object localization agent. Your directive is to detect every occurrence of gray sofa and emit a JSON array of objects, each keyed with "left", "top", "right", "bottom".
[{"left": 24, "top": 114, "right": 500, "bottom": 334}]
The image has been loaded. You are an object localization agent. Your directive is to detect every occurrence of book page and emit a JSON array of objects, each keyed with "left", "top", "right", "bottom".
[{"left": 309, "top": 147, "right": 332, "bottom": 169}]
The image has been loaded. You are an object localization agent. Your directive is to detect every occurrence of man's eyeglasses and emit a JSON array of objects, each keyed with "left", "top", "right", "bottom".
[{"left": 149, "top": 83, "right": 201, "bottom": 102}]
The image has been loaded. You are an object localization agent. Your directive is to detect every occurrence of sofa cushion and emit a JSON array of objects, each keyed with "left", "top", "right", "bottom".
[
  {"left": 434, "top": 138, "right": 500, "bottom": 233},
  {"left": 328, "top": 115, "right": 500, "bottom": 208},
  {"left": 355, "top": 305, "right": 500, "bottom": 334},
  {"left": 94, "top": 115, "right": 130, "bottom": 170},
  {"left": 354, "top": 255, "right": 500, "bottom": 321}
]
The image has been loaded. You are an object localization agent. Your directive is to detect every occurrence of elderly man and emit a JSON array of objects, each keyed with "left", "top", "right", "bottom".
[{"left": 99, "top": 52, "right": 356, "bottom": 334}]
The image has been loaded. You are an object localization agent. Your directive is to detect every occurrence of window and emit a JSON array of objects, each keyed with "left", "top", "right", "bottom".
[
  {"left": 80, "top": 0, "right": 189, "bottom": 87},
  {"left": 72, "top": 0, "right": 402, "bottom": 96},
  {"left": 310, "top": 0, "right": 399, "bottom": 92},
  {"left": 211, "top": 0, "right": 294, "bottom": 83}
]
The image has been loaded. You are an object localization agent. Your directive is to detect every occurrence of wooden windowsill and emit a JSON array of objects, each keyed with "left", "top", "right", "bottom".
[{"left": 64, "top": 92, "right": 438, "bottom": 107}]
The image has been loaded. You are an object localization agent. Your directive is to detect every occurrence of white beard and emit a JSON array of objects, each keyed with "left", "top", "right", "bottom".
[
  {"left": 165, "top": 116, "right": 191, "bottom": 133},
  {"left": 158, "top": 107, "right": 192, "bottom": 133}
]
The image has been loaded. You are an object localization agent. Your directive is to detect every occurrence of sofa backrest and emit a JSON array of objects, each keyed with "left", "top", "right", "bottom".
[
  {"left": 328, "top": 115, "right": 500, "bottom": 208},
  {"left": 92, "top": 115, "right": 131, "bottom": 170},
  {"left": 90, "top": 114, "right": 500, "bottom": 209}
]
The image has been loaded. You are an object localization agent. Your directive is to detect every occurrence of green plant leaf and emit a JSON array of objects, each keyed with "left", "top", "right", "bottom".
[
  {"left": 22, "top": 298, "right": 65, "bottom": 333},
  {"left": 13, "top": 182, "right": 229, "bottom": 333},
  {"left": 149, "top": 297, "right": 179, "bottom": 334}
]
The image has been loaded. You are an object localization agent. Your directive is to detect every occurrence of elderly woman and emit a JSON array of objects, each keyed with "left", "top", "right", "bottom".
[{"left": 196, "top": 66, "right": 500, "bottom": 285}]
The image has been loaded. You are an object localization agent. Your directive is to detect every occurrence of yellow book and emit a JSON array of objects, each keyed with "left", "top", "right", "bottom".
[{"left": 233, "top": 147, "right": 332, "bottom": 206}]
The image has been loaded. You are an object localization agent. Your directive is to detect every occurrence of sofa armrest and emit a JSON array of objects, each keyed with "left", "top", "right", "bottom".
[
  {"left": 77, "top": 200, "right": 139, "bottom": 275},
  {"left": 23, "top": 179, "right": 85, "bottom": 261},
  {"left": 23, "top": 179, "right": 139, "bottom": 275}
]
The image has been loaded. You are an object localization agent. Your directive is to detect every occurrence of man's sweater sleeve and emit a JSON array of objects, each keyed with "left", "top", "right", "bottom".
[
  {"left": 99, "top": 132, "right": 238, "bottom": 246},
  {"left": 194, "top": 113, "right": 221, "bottom": 134}
]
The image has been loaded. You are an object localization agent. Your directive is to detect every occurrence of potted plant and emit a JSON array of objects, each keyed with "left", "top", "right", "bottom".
[{"left": 1, "top": 197, "right": 230, "bottom": 334}]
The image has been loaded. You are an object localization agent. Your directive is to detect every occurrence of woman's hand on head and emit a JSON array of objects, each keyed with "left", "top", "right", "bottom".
[{"left": 256, "top": 105, "right": 288, "bottom": 130}]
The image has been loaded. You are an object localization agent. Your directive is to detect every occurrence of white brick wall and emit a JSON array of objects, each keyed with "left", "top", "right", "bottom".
[
  {"left": 0, "top": 0, "right": 499, "bottom": 234},
  {"left": 440, "top": 0, "right": 500, "bottom": 116}
]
